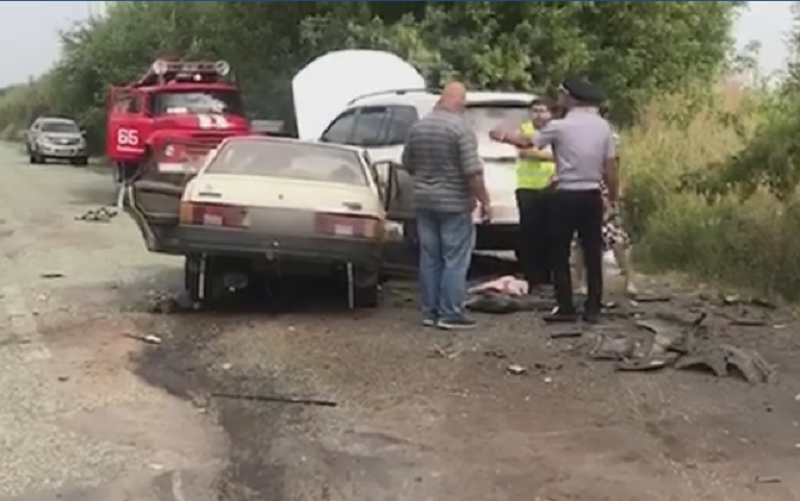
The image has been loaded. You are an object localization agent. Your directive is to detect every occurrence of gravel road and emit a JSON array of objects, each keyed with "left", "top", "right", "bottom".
[{"left": 1, "top": 142, "right": 800, "bottom": 501}]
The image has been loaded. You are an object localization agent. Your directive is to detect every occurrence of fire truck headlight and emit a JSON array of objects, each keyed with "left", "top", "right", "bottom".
[{"left": 215, "top": 60, "right": 230, "bottom": 76}]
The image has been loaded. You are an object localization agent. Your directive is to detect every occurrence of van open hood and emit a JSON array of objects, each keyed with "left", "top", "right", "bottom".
[{"left": 292, "top": 50, "right": 425, "bottom": 140}]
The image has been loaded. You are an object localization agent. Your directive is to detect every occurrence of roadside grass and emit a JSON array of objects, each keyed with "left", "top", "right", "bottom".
[{"left": 624, "top": 82, "right": 800, "bottom": 300}]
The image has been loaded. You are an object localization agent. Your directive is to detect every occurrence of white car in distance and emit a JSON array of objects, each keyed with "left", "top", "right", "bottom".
[
  {"left": 318, "top": 89, "right": 534, "bottom": 251},
  {"left": 126, "top": 136, "right": 395, "bottom": 308}
]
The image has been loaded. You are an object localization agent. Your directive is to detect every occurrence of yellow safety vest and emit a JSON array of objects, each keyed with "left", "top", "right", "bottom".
[{"left": 516, "top": 121, "right": 556, "bottom": 190}]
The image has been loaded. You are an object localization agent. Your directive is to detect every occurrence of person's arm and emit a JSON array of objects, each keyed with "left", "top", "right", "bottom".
[
  {"left": 458, "top": 126, "right": 490, "bottom": 209},
  {"left": 490, "top": 128, "right": 534, "bottom": 149},
  {"left": 602, "top": 129, "right": 619, "bottom": 204},
  {"left": 518, "top": 145, "right": 554, "bottom": 161}
]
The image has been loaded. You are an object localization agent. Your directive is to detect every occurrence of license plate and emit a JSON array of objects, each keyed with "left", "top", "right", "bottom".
[
  {"left": 333, "top": 224, "right": 355, "bottom": 236},
  {"left": 203, "top": 214, "right": 223, "bottom": 226}
]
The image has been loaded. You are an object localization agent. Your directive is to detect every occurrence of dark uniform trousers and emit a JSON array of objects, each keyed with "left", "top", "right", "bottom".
[
  {"left": 515, "top": 188, "right": 553, "bottom": 285},
  {"left": 550, "top": 189, "right": 604, "bottom": 313}
]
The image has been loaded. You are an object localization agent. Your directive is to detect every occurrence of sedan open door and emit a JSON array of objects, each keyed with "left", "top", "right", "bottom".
[{"left": 126, "top": 140, "right": 214, "bottom": 254}]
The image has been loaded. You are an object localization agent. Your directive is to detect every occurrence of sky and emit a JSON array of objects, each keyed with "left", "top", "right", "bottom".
[{"left": 0, "top": 1, "right": 793, "bottom": 87}]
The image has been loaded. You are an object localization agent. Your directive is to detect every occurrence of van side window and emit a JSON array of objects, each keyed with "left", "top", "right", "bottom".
[
  {"left": 350, "top": 106, "right": 389, "bottom": 147},
  {"left": 321, "top": 109, "right": 357, "bottom": 144},
  {"left": 384, "top": 106, "right": 419, "bottom": 145}
]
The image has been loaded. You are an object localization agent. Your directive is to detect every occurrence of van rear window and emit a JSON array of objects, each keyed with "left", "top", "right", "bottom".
[{"left": 465, "top": 104, "right": 530, "bottom": 136}]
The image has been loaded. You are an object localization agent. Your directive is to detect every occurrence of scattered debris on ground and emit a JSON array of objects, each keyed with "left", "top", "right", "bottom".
[
  {"left": 40, "top": 272, "right": 64, "bottom": 279},
  {"left": 75, "top": 207, "right": 118, "bottom": 223},
  {"left": 149, "top": 291, "right": 197, "bottom": 314},
  {"left": 675, "top": 344, "right": 776, "bottom": 383},
  {"left": 558, "top": 307, "right": 777, "bottom": 383},
  {"left": 211, "top": 391, "right": 338, "bottom": 408},
  {"left": 506, "top": 364, "right": 527, "bottom": 375},
  {"left": 123, "top": 332, "right": 163, "bottom": 345}
]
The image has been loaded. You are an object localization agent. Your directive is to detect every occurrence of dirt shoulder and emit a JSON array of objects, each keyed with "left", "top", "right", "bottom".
[{"left": 132, "top": 275, "right": 800, "bottom": 501}]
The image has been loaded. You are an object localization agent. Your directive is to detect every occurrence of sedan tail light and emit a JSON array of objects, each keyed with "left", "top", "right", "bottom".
[
  {"left": 315, "top": 213, "right": 383, "bottom": 239},
  {"left": 180, "top": 202, "right": 247, "bottom": 228}
]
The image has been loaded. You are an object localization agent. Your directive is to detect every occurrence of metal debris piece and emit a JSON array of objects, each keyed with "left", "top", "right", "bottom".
[
  {"left": 75, "top": 207, "right": 118, "bottom": 223},
  {"left": 675, "top": 344, "right": 776, "bottom": 383},
  {"left": 506, "top": 364, "right": 527, "bottom": 375},
  {"left": 728, "top": 318, "right": 768, "bottom": 327},
  {"left": 549, "top": 329, "right": 583, "bottom": 339},
  {"left": 589, "top": 333, "right": 637, "bottom": 361},
  {"left": 750, "top": 297, "right": 777, "bottom": 310},
  {"left": 755, "top": 475, "right": 781, "bottom": 484},
  {"left": 430, "top": 343, "right": 460, "bottom": 359},
  {"left": 211, "top": 392, "right": 338, "bottom": 407},
  {"left": 616, "top": 357, "right": 671, "bottom": 372},
  {"left": 721, "top": 294, "right": 741, "bottom": 306},
  {"left": 631, "top": 293, "right": 672, "bottom": 303},
  {"left": 635, "top": 319, "right": 689, "bottom": 354},
  {"left": 40, "top": 272, "right": 64, "bottom": 279},
  {"left": 483, "top": 349, "right": 507, "bottom": 359},
  {"left": 655, "top": 311, "right": 707, "bottom": 329},
  {"left": 150, "top": 292, "right": 197, "bottom": 314},
  {"left": 123, "top": 333, "right": 162, "bottom": 345}
]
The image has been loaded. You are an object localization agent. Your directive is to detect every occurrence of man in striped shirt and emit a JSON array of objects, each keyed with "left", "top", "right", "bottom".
[{"left": 401, "top": 82, "right": 492, "bottom": 330}]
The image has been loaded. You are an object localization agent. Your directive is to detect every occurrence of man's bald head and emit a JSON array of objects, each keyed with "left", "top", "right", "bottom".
[{"left": 437, "top": 81, "right": 467, "bottom": 112}]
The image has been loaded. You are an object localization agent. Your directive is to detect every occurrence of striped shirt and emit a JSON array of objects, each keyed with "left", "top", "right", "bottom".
[
  {"left": 401, "top": 107, "right": 483, "bottom": 213},
  {"left": 534, "top": 108, "right": 615, "bottom": 191}
]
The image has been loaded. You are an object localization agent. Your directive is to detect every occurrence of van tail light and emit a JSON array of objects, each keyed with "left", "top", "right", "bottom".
[
  {"left": 315, "top": 213, "right": 383, "bottom": 239},
  {"left": 180, "top": 202, "right": 247, "bottom": 228}
]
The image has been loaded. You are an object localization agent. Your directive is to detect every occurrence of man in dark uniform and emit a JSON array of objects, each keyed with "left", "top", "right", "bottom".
[{"left": 531, "top": 77, "right": 618, "bottom": 323}]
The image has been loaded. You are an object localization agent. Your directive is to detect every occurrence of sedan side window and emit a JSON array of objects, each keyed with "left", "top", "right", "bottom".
[
  {"left": 384, "top": 106, "right": 419, "bottom": 145},
  {"left": 320, "top": 109, "right": 357, "bottom": 144}
]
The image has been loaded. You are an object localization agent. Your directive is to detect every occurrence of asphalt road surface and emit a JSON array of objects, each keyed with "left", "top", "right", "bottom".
[{"left": 2, "top": 142, "right": 800, "bottom": 501}]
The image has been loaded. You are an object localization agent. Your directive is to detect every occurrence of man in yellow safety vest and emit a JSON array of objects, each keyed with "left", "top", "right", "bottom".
[{"left": 490, "top": 97, "right": 556, "bottom": 288}]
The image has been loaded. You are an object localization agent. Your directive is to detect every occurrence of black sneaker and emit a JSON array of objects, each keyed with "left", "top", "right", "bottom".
[
  {"left": 543, "top": 307, "right": 578, "bottom": 323},
  {"left": 582, "top": 310, "right": 600, "bottom": 324},
  {"left": 437, "top": 317, "right": 477, "bottom": 330}
]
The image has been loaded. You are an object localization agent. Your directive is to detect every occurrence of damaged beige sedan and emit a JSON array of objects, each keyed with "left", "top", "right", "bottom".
[{"left": 126, "top": 136, "right": 400, "bottom": 308}]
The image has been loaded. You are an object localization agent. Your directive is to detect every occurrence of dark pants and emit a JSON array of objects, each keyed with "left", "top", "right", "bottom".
[
  {"left": 516, "top": 188, "right": 553, "bottom": 286},
  {"left": 551, "top": 189, "right": 604, "bottom": 313}
]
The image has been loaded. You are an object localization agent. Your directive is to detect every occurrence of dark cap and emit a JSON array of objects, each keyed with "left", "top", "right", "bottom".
[{"left": 559, "top": 76, "right": 607, "bottom": 104}]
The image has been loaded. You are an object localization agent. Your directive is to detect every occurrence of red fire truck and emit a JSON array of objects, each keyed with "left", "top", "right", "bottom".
[{"left": 106, "top": 59, "right": 250, "bottom": 187}]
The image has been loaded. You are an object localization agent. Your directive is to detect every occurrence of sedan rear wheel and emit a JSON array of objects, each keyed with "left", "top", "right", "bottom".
[
  {"left": 353, "top": 283, "right": 380, "bottom": 308},
  {"left": 185, "top": 255, "right": 223, "bottom": 306}
]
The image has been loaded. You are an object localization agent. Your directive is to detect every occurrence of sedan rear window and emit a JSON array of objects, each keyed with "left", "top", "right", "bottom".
[{"left": 208, "top": 140, "right": 368, "bottom": 186}]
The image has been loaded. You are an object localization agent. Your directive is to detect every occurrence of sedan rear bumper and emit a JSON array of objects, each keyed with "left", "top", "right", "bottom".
[{"left": 177, "top": 226, "right": 382, "bottom": 267}]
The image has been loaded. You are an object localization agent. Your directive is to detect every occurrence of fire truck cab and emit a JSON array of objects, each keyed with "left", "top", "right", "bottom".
[{"left": 106, "top": 59, "right": 250, "bottom": 185}]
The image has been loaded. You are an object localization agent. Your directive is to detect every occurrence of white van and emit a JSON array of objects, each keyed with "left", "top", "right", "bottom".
[{"left": 317, "top": 89, "right": 534, "bottom": 250}]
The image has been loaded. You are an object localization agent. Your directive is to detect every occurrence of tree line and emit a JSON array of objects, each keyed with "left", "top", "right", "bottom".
[{"left": 0, "top": 1, "right": 741, "bottom": 152}]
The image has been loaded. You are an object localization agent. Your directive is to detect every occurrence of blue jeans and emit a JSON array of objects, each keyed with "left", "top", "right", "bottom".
[{"left": 416, "top": 210, "right": 475, "bottom": 322}]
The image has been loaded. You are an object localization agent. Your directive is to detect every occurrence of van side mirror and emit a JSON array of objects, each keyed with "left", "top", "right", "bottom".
[{"left": 80, "top": 129, "right": 87, "bottom": 136}]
